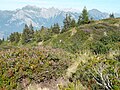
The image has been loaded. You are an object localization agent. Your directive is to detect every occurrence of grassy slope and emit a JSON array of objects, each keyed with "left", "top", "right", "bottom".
[{"left": 43, "top": 18, "right": 120, "bottom": 53}]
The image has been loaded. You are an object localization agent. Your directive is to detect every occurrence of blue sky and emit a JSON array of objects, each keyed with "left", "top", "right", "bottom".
[{"left": 0, "top": 0, "right": 120, "bottom": 13}]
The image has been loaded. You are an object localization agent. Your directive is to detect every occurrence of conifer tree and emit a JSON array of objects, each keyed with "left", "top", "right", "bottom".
[
  {"left": 29, "top": 23, "right": 34, "bottom": 39},
  {"left": 29, "top": 23, "right": 34, "bottom": 30},
  {"left": 37, "top": 26, "right": 45, "bottom": 42},
  {"left": 9, "top": 32, "right": 20, "bottom": 43},
  {"left": 41, "top": 26, "right": 45, "bottom": 32},
  {"left": 62, "top": 14, "right": 72, "bottom": 33},
  {"left": 22, "top": 24, "right": 34, "bottom": 44},
  {"left": 22, "top": 25, "right": 29, "bottom": 44},
  {"left": 2, "top": 38, "right": 4, "bottom": 42},
  {"left": 0, "top": 39, "right": 2, "bottom": 45},
  {"left": 78, "top": 7, "right": 89, "bottom": 25},
  {"left": 35, "top": 26, "right": 52, "bottom": 42},
  {"left": 71, "top": 18, "right": 76, "bottom": 27},
  {"left": 15, "top": 32, "right": 20, "bottom": 43},
  {"left": 109, "top": 13, "right": 115, "bottom": 18},
  {"left": 52, "top": 23, "right": 60, "bottom": 34}
]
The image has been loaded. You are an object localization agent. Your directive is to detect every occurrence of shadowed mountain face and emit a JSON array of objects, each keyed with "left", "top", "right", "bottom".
[{"left": 0, "top": 5, "right": 120, "bottom": 38}]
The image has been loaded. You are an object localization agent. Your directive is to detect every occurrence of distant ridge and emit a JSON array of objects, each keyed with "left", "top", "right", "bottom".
[{"left": 0, "top": 5, "right": 120, "bottom": 38}]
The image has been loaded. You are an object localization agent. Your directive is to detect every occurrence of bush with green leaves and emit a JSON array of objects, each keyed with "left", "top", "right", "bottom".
[{"left": 70, "top": 55, "right": 120, "bottom": 90}]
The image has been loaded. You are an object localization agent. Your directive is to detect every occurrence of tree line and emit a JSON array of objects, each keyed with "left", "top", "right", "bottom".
[{"left": 0, "top": 7, "right": 115, "bottom": 45}]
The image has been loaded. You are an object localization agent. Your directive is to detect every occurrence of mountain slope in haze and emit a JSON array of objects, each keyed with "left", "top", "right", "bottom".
[
  {"left": 0, "top": 5, "right": 120, "bottom": 38},
  {"left": 89, "top": 9, "right": 108, "bottom": 20},
  {"left": 0, "top": 6, "right": 79, "bottom": 38}
]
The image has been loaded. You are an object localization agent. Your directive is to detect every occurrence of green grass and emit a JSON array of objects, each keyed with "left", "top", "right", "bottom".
[{"left": 44, "top": 18, "right": 120, "bottom": 54}]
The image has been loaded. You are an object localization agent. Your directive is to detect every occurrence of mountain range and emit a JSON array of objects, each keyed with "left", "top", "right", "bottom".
[{"left": 0, "top": 5, "right": 120, "bottom": 39}]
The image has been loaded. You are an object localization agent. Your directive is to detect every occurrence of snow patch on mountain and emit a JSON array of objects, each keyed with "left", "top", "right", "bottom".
[{"left": 61, "top": 8, "right": 80, "bottom": 13}]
